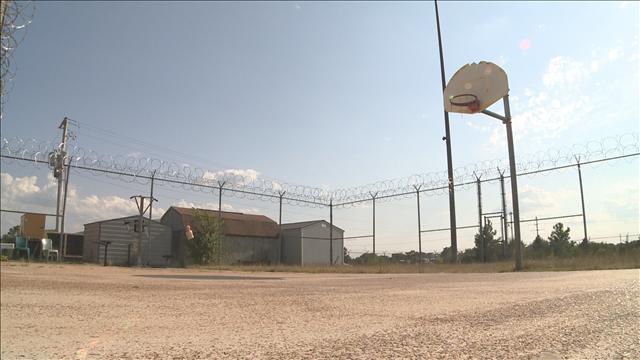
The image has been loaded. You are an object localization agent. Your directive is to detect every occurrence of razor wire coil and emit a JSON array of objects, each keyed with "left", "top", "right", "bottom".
[{"left": 1, "top": 133, "right": 638, "bottom": 208}]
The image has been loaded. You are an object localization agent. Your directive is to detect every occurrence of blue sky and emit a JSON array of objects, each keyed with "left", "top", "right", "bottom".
[{"left": 1, "top": 1, "right": 638, "bottom": 254}]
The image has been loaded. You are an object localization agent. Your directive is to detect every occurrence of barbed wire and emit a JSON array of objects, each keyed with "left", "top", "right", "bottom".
[
  {"left": 1, "top": 133, "right": 638, "bottom": 207},
  {"left": 0, "top": 0, "right": 35, "bottom": 119}
]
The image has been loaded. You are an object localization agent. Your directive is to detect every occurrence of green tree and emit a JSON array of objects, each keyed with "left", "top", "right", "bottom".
[
  {"left": 474, "top": 220, "right": 501, "bottom": 262},
  {"left": 188, "top": 209, "right": 224, "bottom": 265},
  {"left": 1, "top": 225, "right": 20, "bottom": 243},
  {"left": 527, "top": 235, "right": 551, "bottom": 259},
  {"left": 548, "top": 222, "right": 573, "bottom": 257},
  {"left": 344, "top": 247, "right": 352, "bottom": 263}
]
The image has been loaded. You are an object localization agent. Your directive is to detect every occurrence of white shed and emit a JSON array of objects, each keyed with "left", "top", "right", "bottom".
[
  {"left": 281, "top": 220, "right": 344, "bottom": 265},
  {"left": 83, "top": 215, "right": 172, "bottom": 266}
]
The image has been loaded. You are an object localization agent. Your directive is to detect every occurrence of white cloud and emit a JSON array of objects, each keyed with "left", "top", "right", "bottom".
[
  {"left": 542, "top": 56, "right": 590, "bottom": 88},
  {"left": 202, "top": 168, "right": 260, "bottom": 186},
  {"left": 0, "top": 172, "right": 269, "bottom": 235},
  {"left": 486, "top": 47, "right": 634, "bottom": 148},
  {"left": 607, "top": 47, "right": 623, "bottom": 61},
  {"left": 1, "top": 172, "right": 143, "bottom": 234}
]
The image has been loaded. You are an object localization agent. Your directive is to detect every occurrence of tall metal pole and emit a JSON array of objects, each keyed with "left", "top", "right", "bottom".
[
  {"left": 499, "top": 169, "right": 508, "bottom": 259},
  {"left": 535, "top": 216, "right": 540, "bottom": 237},
  {"left": 370, "top": 192, "right": 378, "bottom": 255},
  {"left": 576, "top": 158, "right": 588, "bottom": 243},
  {"left": 475, "top": 175, "right": 484, "bottom": 262},
  {"left": 414, "top": 186, "right": 422, "bottom": 268},
  {"left": 509, "top": 212, "right": 514, "bottom": 242},
  {"left": 503, "top": 95, "right": 523, "bottom": 270},
  {"left": 329, "top": 199, "right": 333, "bottom": 265},
  {"left": 434, "top": 0, "right": 457, "bottom": 263}
]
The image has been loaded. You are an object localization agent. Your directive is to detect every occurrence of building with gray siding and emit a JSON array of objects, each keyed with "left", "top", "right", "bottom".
[
  {"left": 281, "top": 220, "right": 344, "bottom": 265},
  {"left": 161, "top": 207, "right": 280, "bottom": 266},
  {"left": 82, "top": 216, "right": 172, "bottom": 266}
]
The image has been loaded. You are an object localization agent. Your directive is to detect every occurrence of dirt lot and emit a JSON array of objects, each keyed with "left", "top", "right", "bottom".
[{"left": 1, "top": 263, "right": 638, "bottom": 359}]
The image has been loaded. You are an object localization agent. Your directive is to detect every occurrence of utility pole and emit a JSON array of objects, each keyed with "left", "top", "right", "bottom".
[
  {"left": 130, "top": 195, "right": 156, "bottom": 266},
  {"left": 434, "top": 0, "right": 458, "bottom": 263},
  {"left": 54, "top": 118, "right": 69, "bottom": 233},
  {"left": 535, "top": 216, "right": 540, "bottom": 237},
  {"left": 60, "top": 159, "right": 71, "bottom": 259}
]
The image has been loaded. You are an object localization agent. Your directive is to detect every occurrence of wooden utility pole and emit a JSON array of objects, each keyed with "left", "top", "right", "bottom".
[
  {"left": 130, "top": 195, "right": 156, "bottom": 266},
  {"left": 55, "top": 118, "right": 69, "bottom": 233}
]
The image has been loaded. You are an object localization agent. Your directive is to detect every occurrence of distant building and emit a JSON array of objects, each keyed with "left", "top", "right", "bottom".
[
  {"left": 281, "top": 220, "right": 344, "bottom": 265},
  {"left": 83, "top": 215, "right": 172, "bottom": 266},
  {"left": 160, "top": 206, "right": 280, "bottom": 266}
]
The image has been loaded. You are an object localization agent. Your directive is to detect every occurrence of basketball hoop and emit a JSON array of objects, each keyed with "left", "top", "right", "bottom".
[{"left": 449, "top": 94, "right": 480, "bottom": 113}]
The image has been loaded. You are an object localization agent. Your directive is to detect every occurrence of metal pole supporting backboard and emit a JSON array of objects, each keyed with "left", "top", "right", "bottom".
[
  {"left": 434, "top": 0, "right": 458, "bottom": 263},
  {"left": 503, "top": 95, "right": 523, "bottom": 269}
]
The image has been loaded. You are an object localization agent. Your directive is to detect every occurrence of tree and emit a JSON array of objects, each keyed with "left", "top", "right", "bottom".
[
  {"left": 548, "top": 222, "right": 573, "bottom": 257},
  {"left": 344, "top": 247, "right": 352, "bottom": 263},
  {"left": 188, "top": 209, "right": 224, "bottom": 265},
  {"left": 1, "top": 225, "right": 20, "bottom": 243},
  {"left": 527, "top": 235, "right": 551, "bottom": 259},
  {"left": 474, "top": 220, "right": 501, "bottom": 262}
]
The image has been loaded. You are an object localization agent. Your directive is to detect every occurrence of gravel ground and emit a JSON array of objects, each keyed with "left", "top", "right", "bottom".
[{"left": 1, "top": 263, "right": 638, "bottom": 359}]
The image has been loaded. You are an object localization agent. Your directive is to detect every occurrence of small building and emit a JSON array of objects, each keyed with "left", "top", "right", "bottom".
[
  {"left": 82, "top": 216, "right": 172, "bottom": 266},
  {"left": 281, "top": 220, "right": 344, "bottom": 265},
  {"left": 160, "top": 206, "right": 280, "bottom": 266}
]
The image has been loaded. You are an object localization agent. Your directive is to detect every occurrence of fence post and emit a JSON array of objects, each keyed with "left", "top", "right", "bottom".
[
  {"left": 329, "top": 199, "right": 333, "bottom": 265},
  {"left": 575, "top": 156, "right": 588, "bottom": 243},
  {"left": 217, "top": 181, "right": 226, "bottom": 265},
  {"left": 370, "top": 192, "right": 378, "bottom": 255},
  {"left": 475, "top": 174, "right": 484, "bottom": 262},
  {"left": 414, "top": 185, "right": 422, "bottom": 269},
  {"left": 499, "top": 169, "right": 508, "bottom": 259},
  {"left": 279, "top": 191, "right": 285, "bottom": 264}
]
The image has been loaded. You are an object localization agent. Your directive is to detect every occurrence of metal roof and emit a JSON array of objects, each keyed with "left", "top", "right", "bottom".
[
  {"left": 165, "top": 207, "right": 279, "bottom": 238},
  {"left": 281, "top": 220, "right": 344, "bottom": 232},
  {"left": 84, "top": 215, "right": 166, "bottom": 227}
]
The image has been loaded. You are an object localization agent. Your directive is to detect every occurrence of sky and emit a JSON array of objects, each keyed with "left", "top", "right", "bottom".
[{"left": 1, "top": 1, "right": 639, "bottom": 255}]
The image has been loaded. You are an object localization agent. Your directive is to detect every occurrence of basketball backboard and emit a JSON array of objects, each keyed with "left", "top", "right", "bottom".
[{"left": 443, "top": 61, "right": 509, "bottom": 114}]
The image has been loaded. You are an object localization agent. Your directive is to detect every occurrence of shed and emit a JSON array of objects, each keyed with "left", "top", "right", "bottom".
[
  {"left": 83, "top": 215, "right": 172, "bottom": 266},
  {"left": 161, "top": 206, "right": 280, "bottom": 266},
  {"left": 281, "top": 220, "right": 344, "bottom": 265}
]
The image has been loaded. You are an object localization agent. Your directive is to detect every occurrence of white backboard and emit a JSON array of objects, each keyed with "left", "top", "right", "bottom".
[{"left": 443, "top": 61, "right": 509, "bottom": 114}]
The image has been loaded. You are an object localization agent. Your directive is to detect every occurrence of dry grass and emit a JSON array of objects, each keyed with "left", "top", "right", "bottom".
[{"left": 200, "top": 255, "right": 639, "bottom": 274}]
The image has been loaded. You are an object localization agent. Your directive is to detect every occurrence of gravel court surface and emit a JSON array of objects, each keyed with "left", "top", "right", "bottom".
[{"left": 1, "top": 263, "right": 638, "bottom": 359}]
